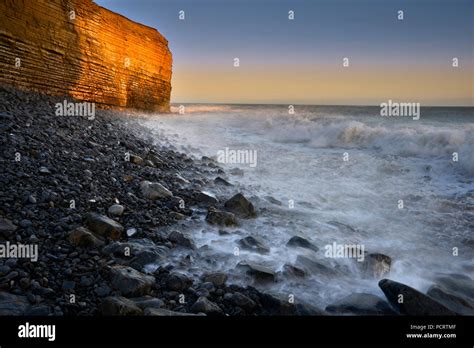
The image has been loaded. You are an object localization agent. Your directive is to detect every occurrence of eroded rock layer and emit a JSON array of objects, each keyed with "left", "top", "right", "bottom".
[{"left": 0, "top": 0, "right": 172, "bottom": 111}]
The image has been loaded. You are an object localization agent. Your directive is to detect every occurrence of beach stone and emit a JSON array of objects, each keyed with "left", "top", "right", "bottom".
[
  {"left": 379, "top": 279, "right": 455, "bottom": 315},
  {"left": 238, "top": 236, "right": 269, "bottom": 254},
  {"left": 131, "top": 296, "right": 165, "bottom": 310},
  {"left": 202, "top": 272, "right": 228, "bottom": 287},
  {"left": 85, "top": 213, "right": 123, "bottom": 240},
  {"left": 129, "top": 154, "right": 143, "bottom": 165},
  {"left": 108, "top": 204, "right": 124, "bottom": 216},
  {"left": 190, "top": 296, "right": 223, "bottom": 315},
  {"left": 224, "top": 193, "right": 256, "bottom": 218},
  {"left": 226, "top": 292, "right": 256, "bottom": 310},
  {"left": 109, "top": 265, "right": 155, "bottom": 297},
  {"left": 286, "top": 235, "right": 318, "bottom": 252},
  {"left": 0, "top": 218, "right": 17, "bottom": 236},
  {"left": 205, "top": 208, "right": 237, "bottom": 226},
  {"left": 195, "top": 191, "right": 218, "bottom": 206},
  {"left": 0, "top": 292, "right": 30, "bottom": 315},
  {"left": 68, "top": 226, "right": 104, "bottom": 247},
  {"left": 295, "top": 255, "right": 339, "bottom": 277},
  {"left": 325, "top": 293, "right": 395, "bottom": 315},
  {"left": 168, "top": 230, "right": 196, "bottom": 249},
  {"left": 282, "top": 264, "right": 306, "bottom": 278},
  {"left": 100, "top": 296, "right": 143, "bottom": 315},
  {"left": 214, "top": 177, "right": 232, "bottom": 186},
  {"left": 165, "top": 272, "right": 192, "bottom": 292},
  {"left": 237, "top": 261, "right": 276, "bottom": 282},
  {"left": 140, "top": 180, "right": 172, "bottom": 200}
]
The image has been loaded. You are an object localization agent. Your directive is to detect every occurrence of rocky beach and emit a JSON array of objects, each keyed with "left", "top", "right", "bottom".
[{"left": 1, "top": 86, "right": 472, "bottom": 317}]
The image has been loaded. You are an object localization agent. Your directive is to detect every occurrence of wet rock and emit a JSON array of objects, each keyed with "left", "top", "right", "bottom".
[
  {"left": 426, "top": 274, "right": 474, "bottom": 315},
  {"left": 427, "top": 286, "right": 474, "bottom": 315},
  {"left": 85, "top": 213, "right": 124, "bottom": 240},
  {"left": 325, "top": 293, "right": 396, "bottom": 315},
  {"left": 237, "top": 261, "right": 276, "bottom": 282},
  {"left": 25, "top": 304, "right": 51, "bottom": 316},
  {"left": 205, "top": 208, "right": 237, "bottom": 226},
  {"left": 168, "top": 230, "right": 196, "bottom": 249},
  {"left": 144, "top": 308, "right": 202, "bottom": 316},
  {"left": 0, "top": 218, "right": 17, "bottom": 237},
  {"left": 224, "top": 193, "right": 256, "bottom": 218},
  {"left": 202, "top": 272, "right": 228, "bottom": 287},
  {"left": 165, "top": 272, "right": 192, "bottom": 292},
  {"left": 0, "top": 292, "right": 30, "bottom": 315},
  {"left": 282, "top": 264, "right": 306, "bottom": 278},
  {"left": 68, "top": 226, "right": 104, "bottom": 247},
  {"left": 195, "top": 191, "right": 218, "bottom": 207},
  {"left": 140, "top": 180, "right": 172, "bottom": 200},
  {"left": 190, "top": 296, "right": 223, "bottom": 315},
  {"left": 286, "top": 235, "right": 318, "bottom": 252},
  {"left": 238, "top": 236, "right": 270, "bottom": 254},
  {"left": 361, "top": 253, "right": 391, "bottom": 278},
  {"left": 214, "top": 176, "right": 232, "bottom": 186},
  {"left": 109, "top": 265, "right": 155, "bottom": 297},
  {"left": 264, "top": 196, "right": 282, "bottom": 206},
  {"left": 108, "top": 204, "right": 124, "bottom": 216},
  {"left": 100, "top": 296, "right": 143, "bottom": 315},
  {"left": 295, "top": 255, "right": 339, "bottom": 277},
  {"left": 378, "top": 279, "right": 455, "bottom": 315},
  {"left": 129, "top": 154, "right": 143, "bottom": 165},
  {"left": 225, "top": 292, "right": 256, "bottom": 310}
]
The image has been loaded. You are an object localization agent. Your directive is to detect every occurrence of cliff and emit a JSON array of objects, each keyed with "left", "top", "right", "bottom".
[{"left": 0, "top": 0, "right": 172, "bottom": 112}]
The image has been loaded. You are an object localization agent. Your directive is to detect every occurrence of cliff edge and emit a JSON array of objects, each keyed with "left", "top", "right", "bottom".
[{"left": 0, "top": 0, "right": 172, "bottom": 112}]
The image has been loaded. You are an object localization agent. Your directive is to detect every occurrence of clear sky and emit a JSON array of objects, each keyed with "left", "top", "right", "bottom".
[{"left": 95, "top": 0, "right": 473, "bottom": 106}]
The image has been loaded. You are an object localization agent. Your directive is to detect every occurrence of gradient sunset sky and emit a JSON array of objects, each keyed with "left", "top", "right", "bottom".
[{"left": 96, "top": 0, "right": 473, "bottom": 106}]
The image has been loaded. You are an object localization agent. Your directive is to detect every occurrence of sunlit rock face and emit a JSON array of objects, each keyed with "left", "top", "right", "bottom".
[{"left": 0, "top": 0, "right": 172, "bottom": 112}]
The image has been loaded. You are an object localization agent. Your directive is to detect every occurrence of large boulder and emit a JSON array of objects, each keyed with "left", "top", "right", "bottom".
[
  {"left": 224, "top": 193, "right": 256, "bottom": 218},
  {"left": 85, "top": 213, "right": 124, "bottom": 240},
  {"left": 168, "top": 230, "right": 196, "bottom": 250},
  {"left": 238, "top": 236, "right": 270, "bottom": 254},
  {"left": 108, "top": 265, "right": 155, "bottom": 297},
  {"left": 140, "top": 180, "right": 173, "bottom": 200},
  {"left": 378, "top": 279, "right": 455, "bottom": 315},
  {"left": 202, "top": 272, "right": 228, "bottom": 287},
  {"left": 426, "top": 273, "right": 474, "bottom": 315},
  {"left": 325, "top": 293, "right": 396, "bottom": 315}
]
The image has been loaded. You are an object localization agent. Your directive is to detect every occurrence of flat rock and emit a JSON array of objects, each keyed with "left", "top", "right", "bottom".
[
  {"left": 325, "top": 293, "right": 396, "bottom": 315},
  {"left": 85, "top": 213, "right": 123, "bottom": 240},
  {"left": 140, "top": 180, "right": 173, "bottom": 200},
  {"left": 379, "top": 279, "right": 455, "bottom": 315},
  {"left": 109, "top": 265, "right": 155, "bottom": 297},
  {"left": 100, "top": 296, "right": 143, "bottom": 315},
  {"left": 224, "top": 193, "right": 256, "bottom": 218}
]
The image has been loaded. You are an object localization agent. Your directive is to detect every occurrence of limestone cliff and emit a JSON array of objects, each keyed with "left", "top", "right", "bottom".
[{"left": 0, "top": 0, "right": 172, "bottom": 112}]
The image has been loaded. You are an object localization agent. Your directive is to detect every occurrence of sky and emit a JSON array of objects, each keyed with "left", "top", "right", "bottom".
[{"left": 95, "top": 0, "right": 473, "bottom": 106}]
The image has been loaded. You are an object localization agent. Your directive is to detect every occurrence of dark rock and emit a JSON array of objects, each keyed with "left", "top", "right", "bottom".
[
  {"left": 165, "top": 272, "right": 192, "bottom": 292},
  {"left": 168, "top": 230, "right": 196, "bottom": 249},
  {"left": 68, "top": 226, "right": 104, "bottom": 247},
  {"left": 378, "top": 279, "right": 455, "bottom": 315},
  {"left": 0, "top": 218, "right": 17, "bottom": 236},
  {"left": 238, "top": 236, "right": 269, "bottom": 254},
  {"left": 131, "top": 296, "right": 165, "bottom": 310},
  {"left": 361, "top": 253, "right": 391, "bottom": 278},
  {"left": 140, "top": 180, "right": 172, "bottom": 199},
  {"left": 295, "top": 255, "right": 339, "bottom": 277},
  {"left": 190, "top": 296, "right": 223, "bottom": 315},
  {"left": 282, "top": 264, "right": 306, "bottom": 278},
  {"left": 224, "top": 193, "right": 256, "bottom": 218},
  {"left": 427, "top": 286, "right": 474, "bottom": 315},
  {"left": 195, "top": 191, "right": 218, "bottom": 207},
  {"left": 214, "top": 177, "right": 232, "bottom": 186},
  {"left": 109, "top": 265, "right": 155, "bottom": 297},
  {"left": 108, "top": 204, "right": 124, "bottom": 216},
  {"left": 85, "top": 213, "right": 124, "bottom": 240},
  {"left": 144, "top": 308, "right": 202, "bottom": 316},
  {"left": 100, "top": 296, "right": 143, "bottom": 315},
  {"left": 25, "top": 304, "right": 51, "bottom": 316},
  {"left": 325, "top": 293, "right": 396, "bottom": 315},
  {"left": 0, "top": 292, "right": 30, "bottom": 315},
  {"left": 237, "top": 261, "right": 276, "bottom": 282},
  {"left": 202, "top": 272, "right": 228, "bottom": 287},
  {"left": 226, "top": 292, "right": 256, "bottom": 310},
  {"left": 205, "top": 208, "right": 237, "bottom": 226},
  {"left": 286, "top": 235, "right": 318, "bottom": 252}
]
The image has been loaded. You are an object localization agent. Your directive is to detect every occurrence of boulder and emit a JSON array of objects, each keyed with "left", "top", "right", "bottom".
[
  {"left": 68, "top": 226, "right": 104, "bottom": 247},
  {"left": 164, "top": 272, "right": 193, "bottom": 292},
  {"left": 202, "top": 272, "right": 228, "bottom": 287},
  {"left": 238, "top": 236, "right": 270, "bottom": 254},
  {"left": 237, "top": 261, "right": 276, "bottom": 282},
  {"left": 361, "top": 253, "right": 391, "bottom": 278},
  {"left": 190, "top": 296, "right": 223, "bottom": 315},
  {"left": 205, "top": 208, "right": 237, "bottom": 226},
  {"left": 224, "top": 193, "right": 256, "bottom": 218},
  {"left": 282, "top": 264, "right": 306, "bottom": 278},
  {"left": 325, "top": 293, "right": 396, "bottom": 315},
  {"left": 108, "top": 265, "right": 155, "bottom": 297},
  {"left": 295, "top": 255, "right": 339, "bottom": 277},
  {"left": 140, "top": 180, "right": 173, "bottom": 200},
  {"left": 286, "top": 235, "right": 318, "bottom": 252},
  {"left": 214, "top": 177, "right": 232, "bottom": 186},
  {"left": 195, "top": 191, "right": 218, "bottom": 207},
  {"left": 100, "top": 296, "right": 143, "bottom": 315},
  {"left": 168, "top": 230, "right": 196, "bottom": 250},
  {"left": 85, "top": 213, "right": 123, "bottom": 240},
  {"left": 225, "top": 292, "right": 256, "bottom": 310},
  {"left": 427, "top": 286, "right": 474, "bottom": 315},
  {"left": 378, "top": 279, "right": 455, "bottom": 315}
]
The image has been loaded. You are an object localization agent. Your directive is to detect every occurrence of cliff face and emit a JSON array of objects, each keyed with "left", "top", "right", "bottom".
[{"left": 0, "top": 0, "right": 172, "bottom": 112}]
